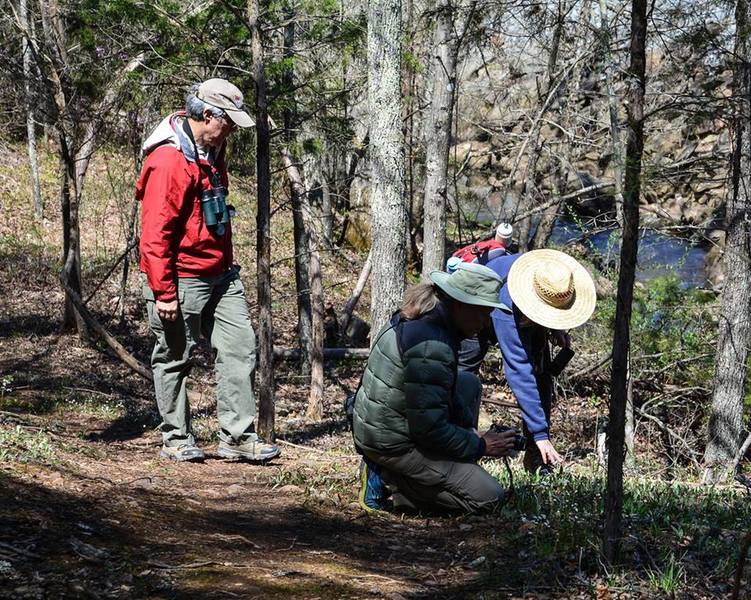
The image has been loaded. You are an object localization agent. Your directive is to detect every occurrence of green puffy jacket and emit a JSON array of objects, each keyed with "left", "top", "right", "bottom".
[{"left": 352, "top": 305, "right": 484, "bottom": 461}]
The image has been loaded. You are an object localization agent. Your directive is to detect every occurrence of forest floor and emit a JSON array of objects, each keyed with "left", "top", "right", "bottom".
[{"left": 1, "top": 143, "right": 749, "bottom": 599}]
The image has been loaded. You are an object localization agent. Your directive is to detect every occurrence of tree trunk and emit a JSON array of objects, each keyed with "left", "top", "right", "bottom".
[
  {"left": 602, "top": 0, "right": 646, "bottom": 566},
  {"left": 283, "top": 15, "right": 313, "bottom": 378},
  {"left": 249, "top": 0, "right": 275, "bottom": 441},
  {"left": 703, "top": 0, "right": 751, "bottom": 483},
  {"left": 368, "top": 0, "right": 407, "bottom": 337},
  {"left": 520, "top": 2, "right": 566, "bottom": 252},
  {"left": 421, "top": 0, "right": 458, "bottom": 276},
  {"left": 280, "top": 147, "right": 325, "bottom": 421},
  {"left": 599, "top": 0, "right": 625, "bottom": 228},
  {"left": 20, "top": 0, "right": 43, "bottom": 219}
]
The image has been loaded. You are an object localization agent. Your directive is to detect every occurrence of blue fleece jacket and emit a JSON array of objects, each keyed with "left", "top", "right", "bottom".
[{"left": 486, "top": 254, "right": 552, "bottom": 441}]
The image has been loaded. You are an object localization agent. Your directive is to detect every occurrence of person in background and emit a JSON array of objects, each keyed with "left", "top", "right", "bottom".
[
  {"left": 484, "top": 249, "right": 596, "bottom": 474},
  {"left": 451, "top": 223, "right": 513, "bottom": 372},
  {"left": 352, "top": 263, "right": 520, "bottom": 514},
  {"left": 137, "top": 78, "right": 279, "bottom": 464}
]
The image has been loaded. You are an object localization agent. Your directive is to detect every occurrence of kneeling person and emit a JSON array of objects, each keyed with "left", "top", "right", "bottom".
[{"left": 352, "top": 263, "right": 518, "bottom": 513}]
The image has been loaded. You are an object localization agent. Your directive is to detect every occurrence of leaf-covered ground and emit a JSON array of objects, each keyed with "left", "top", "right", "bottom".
[{"left": 1, "top": 144, "right": 749, "bottom": 598}]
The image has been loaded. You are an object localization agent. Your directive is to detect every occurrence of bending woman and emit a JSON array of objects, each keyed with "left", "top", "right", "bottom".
[{"left": 352, "top": 263, "right": 518, "bottom": 513}]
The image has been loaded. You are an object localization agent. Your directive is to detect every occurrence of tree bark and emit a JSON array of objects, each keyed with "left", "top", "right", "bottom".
[
  {"left": 282, "top": 14, "right": 313, "bottom": 378},
  {"left": 421, "top": 0, "right": 459, "bottom": 276},
  {"left": 602, "top": 0, "right": 646, "bottom": 566},
  {"left": 20, "top": 0, "right": 43, "bottom": 219},
  {"left": 368, "top": 0, "right": 407, "bottom": 337},
  {"left": 278, "top": 146, "right": 325, "bottom": 421},
  {"left": 599, "top": 0, "right": 625, "bottom": 228},
  {"left": 250, "top": 0, "right": 275, "bottom": 441},
  {"left": 703, "top": 0, "right": 751, "bottom": 483}
]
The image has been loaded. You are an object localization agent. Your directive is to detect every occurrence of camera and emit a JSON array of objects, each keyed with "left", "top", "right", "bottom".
[
  {"left": 490, "top": 423, "right": 527, "bottom": 452},
  {"left": 548, "top": 346, "right": 575, "bottom": 377},
  {"left": 201, "top": 185, "right": 230, "bottom": 235}
]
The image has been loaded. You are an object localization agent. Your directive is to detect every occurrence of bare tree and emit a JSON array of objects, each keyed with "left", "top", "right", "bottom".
[
  {"left": 421, "top": 0, "right": 474, "bottom": 276},
  {"left": 368, "top": 0, "right": 407, "bottom": 336},
  {"left": 702, "top": 0, "right": 751, "bottom": 484},
  {"left": 249, "top": 0, "right": 275, "bottom": 440},
  {"left": 282, "top": 11, "right": 313, "bottom": 378},
  {"left": 20, "top": 0, "right": 42, "bottom": 219},
  {"left": 603, "top": 0, "right": 646, "bottom": 565}
]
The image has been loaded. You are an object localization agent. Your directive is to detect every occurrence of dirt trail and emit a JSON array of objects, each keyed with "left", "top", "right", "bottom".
[{"left": 0, "top": 351, "right": 506, "bottom": 600}]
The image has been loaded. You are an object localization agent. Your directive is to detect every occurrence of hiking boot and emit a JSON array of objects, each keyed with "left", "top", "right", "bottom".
[
  {"left": 358, "top": 458, "right": 389, "bottom": 512},
  {"left": 217, "top": 438, "right": 280, "bottom": 462},
  {"left": 160, "top": 443, "right": 205, "bottom": 462}
]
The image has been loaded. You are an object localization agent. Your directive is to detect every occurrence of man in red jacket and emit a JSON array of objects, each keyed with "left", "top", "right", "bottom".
[{"left": 137, "top": 78, "right": 279, "bottom": 463}]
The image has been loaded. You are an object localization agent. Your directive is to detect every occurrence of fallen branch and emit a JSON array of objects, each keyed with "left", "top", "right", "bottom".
[
  {"left": 481, "top": 397, "right": 519, "bottom": 410},
  {"left": 733, "top": 431, "right": 751, "bottom": 474},
  {"left": 569, "top": 352, "right": 613, "bottom": 379},
  {"left": 273, "top": 347, "right": 369, "bottom": 360},
  {"left": 635, "top": 406, "right": 701, "bottom": 471},
  {"left": 208, "top": 533, "right": 262, "bottom": 549},
  {"left": 276, "top": 439, "right": 360, "bottom": 458},
  {"left": 59, "top": 275, "right": 152, "bottom": 381},
  {"left": 83, "top": 238, "right": 138, "bottom": 306},
  {"left": 339, "top": 251, "right": 372, "bottom": 336},
  {"left": 0, "top": 541, "right": 40, "bottom": 559},
  {"left": 731, "top": 531, "right": 751, "bottom": 600}
]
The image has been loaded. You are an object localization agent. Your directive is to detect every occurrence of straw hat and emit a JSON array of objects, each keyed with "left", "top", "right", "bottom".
[
  {"left": 507, "top": 249, "right": 596, "bottom": 329},
  {"left": 429, "top": 262, "right": 508, "bottom": 310}
]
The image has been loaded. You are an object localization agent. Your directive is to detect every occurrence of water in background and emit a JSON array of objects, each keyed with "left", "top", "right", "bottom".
[{"left": 548, "top": 218, "right": 709, "bottom": 288}]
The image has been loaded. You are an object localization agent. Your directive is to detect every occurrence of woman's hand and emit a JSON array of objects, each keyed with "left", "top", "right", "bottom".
[
  {"left": 481, "top": 428, "right": 518, "bottom": 457},
  {"left": 535, "top": 439, "right": 564, "bottom": 465}
]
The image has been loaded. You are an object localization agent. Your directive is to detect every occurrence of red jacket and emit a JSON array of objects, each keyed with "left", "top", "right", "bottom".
[{"left": 137, "top": 113, "right": 233, "bottom": 302}]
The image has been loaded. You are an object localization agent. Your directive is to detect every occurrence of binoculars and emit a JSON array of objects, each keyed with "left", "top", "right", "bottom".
[{"left": 201, "top": 185, "right": 230, "bottom": 236}]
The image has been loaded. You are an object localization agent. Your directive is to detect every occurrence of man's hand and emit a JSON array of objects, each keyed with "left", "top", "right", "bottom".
[
  {"left": 156, "top": 299, "right": 179, "bottom": 322},
  {"left": 536, "top": 439, "right": 564, "bottom": 465},
  {"left": 481, "top": 428, "right": 517, "bottom": 457}
]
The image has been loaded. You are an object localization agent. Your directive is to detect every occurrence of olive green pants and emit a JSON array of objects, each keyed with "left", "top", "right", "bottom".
[
  {"left": 364, "top": 371, "right": 504, "bottom": 514},
  {"left": 143, "top": 270, "right": 257, "bottom": 447}
]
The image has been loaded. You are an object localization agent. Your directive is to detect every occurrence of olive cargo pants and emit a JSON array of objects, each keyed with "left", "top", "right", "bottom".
[
  {"left": 364, "top": 371, "right": 504, "bottom": 513},
  {"left": 143, "top": 270, "right": 257, "bottom": 447}
]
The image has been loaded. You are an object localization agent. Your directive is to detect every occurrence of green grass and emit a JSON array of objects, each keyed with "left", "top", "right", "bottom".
[{"left": 647, "top": 553, "right": 685, "bottom": 595}]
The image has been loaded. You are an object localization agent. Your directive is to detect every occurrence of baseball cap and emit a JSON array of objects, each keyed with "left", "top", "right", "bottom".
[{"left": 196, "top": 79, "right": 255, "bottom": 128}]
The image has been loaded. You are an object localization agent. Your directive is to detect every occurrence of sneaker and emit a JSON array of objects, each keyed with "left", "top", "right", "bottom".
[
  {"left": 160, "top": 443, "right": 205, "bottom": 462},
  {"left": 217, "top": 438, "right": 280, "bottom": 462},
  {"left": 358, "top": 458, "right": 389, "bottom": 512}
]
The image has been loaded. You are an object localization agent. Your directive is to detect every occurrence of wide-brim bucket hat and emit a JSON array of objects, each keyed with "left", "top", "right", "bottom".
[
  {"left": 429, "top": 262, "right": 507, "bottom": 310},
  {"left": 507, "top": 249, "right": 596, "bottom": 330}
]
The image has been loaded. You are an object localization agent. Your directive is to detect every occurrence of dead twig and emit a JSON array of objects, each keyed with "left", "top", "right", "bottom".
[
  {"left": 569, "top": 352, "right": 612, "bottom": 379},
  {"left": 274, "top": 536, "right": 297, "bottom": 552},
  {"left": 635, "top": 407, "right": 701, "bottom": 471},
  {"left": 208, "top": 533, "right": 262, "bottom": 549},
  {"left": 481, "top": 397, "right": 519, "bottom": 410},
  {"left": 275, "top": 439, "right": 360, "bottom": 459},
  {"left": 0, "top": 541, "right": 41, "bottom": 559},
  {"left": 731, "top": 531, "right": 751, "bottom": 600},
  {"left": 59, "top": 275, "right": 152, "bottom": 381}
]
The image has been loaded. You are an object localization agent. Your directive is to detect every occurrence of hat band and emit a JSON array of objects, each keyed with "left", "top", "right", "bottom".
[{"left": 533, "top": 273, "right": 574, "bottom": 308}]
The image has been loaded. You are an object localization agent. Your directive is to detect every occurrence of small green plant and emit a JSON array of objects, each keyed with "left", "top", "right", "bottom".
[
  {"left": 0, "top": 375, "right": 13, "bottom": 402},
  {"left": 0, "top": 425, "right": 56, "bottom": 464},
  {"left": 647, "top": 553, "right": 685, "bottom": 594}
]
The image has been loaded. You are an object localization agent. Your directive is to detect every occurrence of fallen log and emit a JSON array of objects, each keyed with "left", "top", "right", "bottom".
[{"left": 274, "top": 347, "right": 370, "bottom": 360}]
